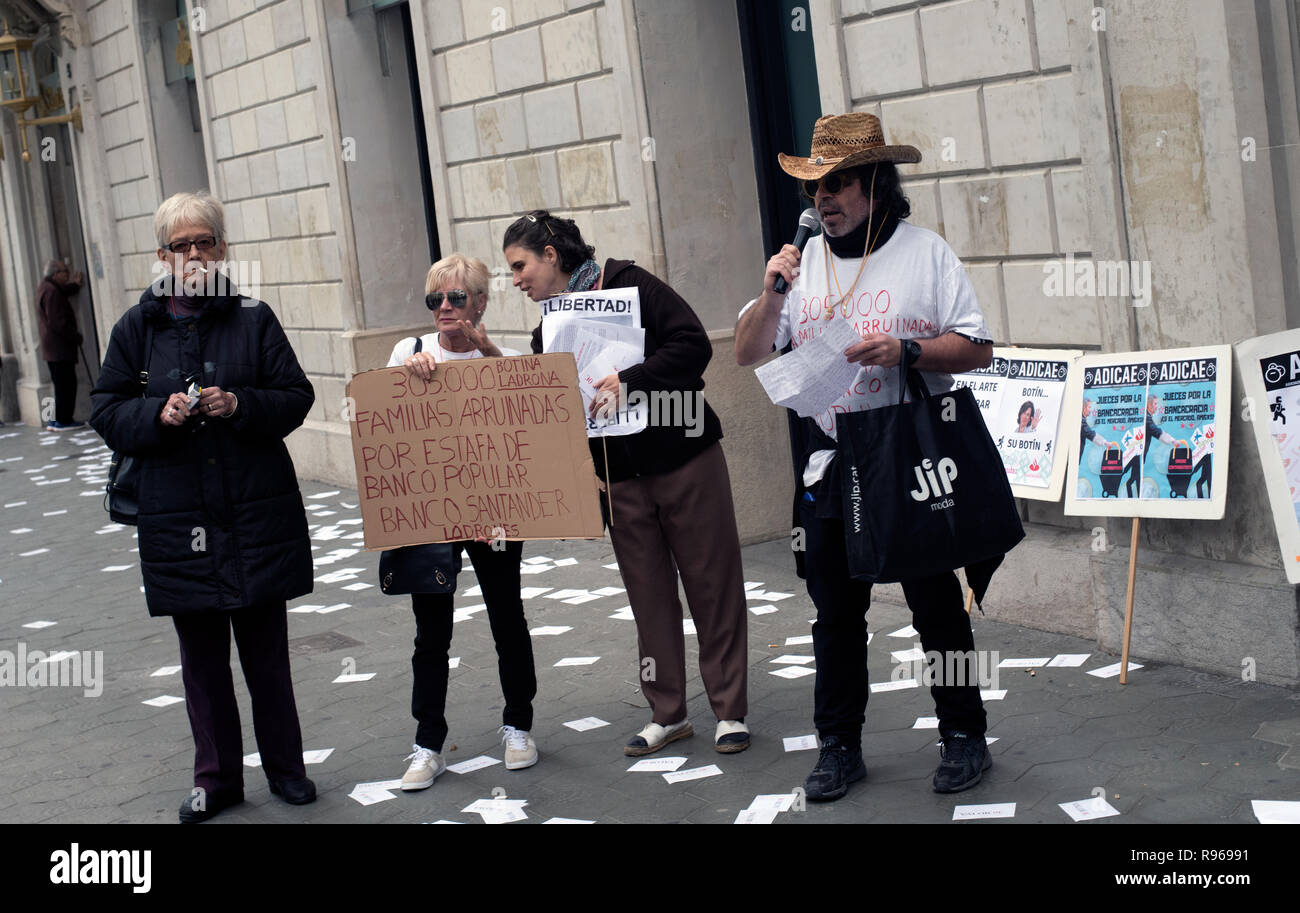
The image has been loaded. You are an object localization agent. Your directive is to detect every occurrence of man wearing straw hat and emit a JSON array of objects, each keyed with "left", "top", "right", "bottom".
[{"left": 735, "top": 113, "right": 996, "bottom": 801}]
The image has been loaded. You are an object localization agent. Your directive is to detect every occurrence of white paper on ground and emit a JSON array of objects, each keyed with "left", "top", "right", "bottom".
[
  {"left": 891, "top": 647, "right": 926, "bottom": 663},
  {"left": 770, "top": 666, "right": 815, "bottom": 679},
  {"left": 462, "top": 584, "right": 483, "bottom": 596},
  {"left": 101, "top": 565, "right": 132, "bottom": 572},
  {"left": 308, "top": 490, "right": 341, "bottom": 499},
  {"left": 332, "top": 672, "right": 376, "bottom": 683},
  {"left": 783, "top": 735, "right": 818, "bottom": 752},
  {"left": 21, "top": 620, "right": 56, "bottom": 629},
  {"left": 1059, "top": 796, "right": 1121, "bottom": 821},
  {"left": 871, "top": 679, "right": 918, "bottom": 692},
  {"left": 997, "top": 657, "right": 1050, "bottom": 668},
  {"left": 288, "top": 604, "right": 324, "bottom": 614},
  {"left": 1251, "top": 800, "right": 1300, "bottom": 823},
  {"left": 603, "top": 562, "right": 620, "bottom": 570},
  {"left": 1047, "top": 653, "right": 1091, "bottom": 667},
  {"left": 608, "top": 607, "right": 635, "bottom": 620},
  {"left": 770, "top": 655, "right": 815, "bottom": 665},
  {"left": 530, "top": 625, "right": 573, "bottom": 636},
  {"left": 750, "top": 793, "right": 798, "bottom": 813},
  {"left": 544, "top": 589, "right": 589, "bottom": 600},
  {"left": 348, "top": 786, "right": 397, "bottom": 806},
  {"left": 142, "top": 695, "right": 184, "bottom": 707},
  {"left": 591, "top": 586, "right": 625, "bottom": 596},
  {"left": 953, "top": 802, "right": 1016, "bottom": 820},
  {"left": 1087, "top": 661, "right": 1142, "bottom": 678},
  {"left": 518, "top": 565, "right": 554, "bottom": 575},
  {"left": 734, "top": 807, "right": 780, "bottom": 824},
  {"left": 663, "top": 764, "right": 723, "bottom": 784},
  {"left": 552, "top": 557, "right": 578, "bottom": 567},
  {"left": 20, "top": 549, "right": 50, "bottom": 556},
  {"left": 785, "top": 634, "right": 814, "bottom": 646},
  {"left": 150, "top": 665, "right": 181, "bottom": 676},
  {"left": 448, "top": 657, "right": 460, "bottom": 669},
  {"left": 341, "top": 582, "right": 373, "bottom": 591},
  {"left": 302, "top": 749, "right": 334, "bottom": 764},
  {"left": 744, "top": 581, "right": 764, "bottom": 590},
  {"left": 980, "top": 690, "right": 1008, "bottom": 700},
  {"left": 750, "top": 591, "right": 793, "bottom": 602},
  {"left": 462, "top": 798, "right": 529, "bottom": 813},
  {"left": 523, "top": 556, "right": 554, "bottom": 565},
  {"left": 563, "top": 593, "right": 604, "bottom": 605},
  {"left": 446, "top": 755, "right": 501, "bottom": 775},
  {"left": 627, "top": 756, "right": 687, "bottom": 773},
  {"left": 563, "top": 717, "right": 610, "bottom": 732},
  {"left": 544, "top": 817, "right": 595, "bottom": 824},
  {"left": 754, "top": 318, "right": 863, "bottom": 417},
  {"left": 553, "top": 656, "right": 600, "bottom": 667},
  {"left": 519, "top": 587, "right": 551, "bottom": 599},
  {"left": 913, "top": 716, "right": 940, "bottom": 729},
  {"left": 317, "top": 603, "right": 351, "bottom": 614},
  {"left": 682, "top": 619, "right": 696, "bottom": 635},
  {"left": 749, "top": 605, "right": 779, "bottom": 616},
  {"left": 887, "top": 625, "right": 918, "bottom": 638}
]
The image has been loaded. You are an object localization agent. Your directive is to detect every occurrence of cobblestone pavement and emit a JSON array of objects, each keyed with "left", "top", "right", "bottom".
[{"left": 1, "top": 422, "right": 1298, "bottom": 825}]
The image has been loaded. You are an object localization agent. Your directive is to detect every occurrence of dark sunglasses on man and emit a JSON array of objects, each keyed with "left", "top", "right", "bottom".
[
  {"left": 802, "top": 172, "right": 858, "bottom": 198},
  {"left": 425, "top": 289, "right": 471, "bottom": 310},
  {"left": 165, "top": 236, "right": 219, "bottom": 253}
]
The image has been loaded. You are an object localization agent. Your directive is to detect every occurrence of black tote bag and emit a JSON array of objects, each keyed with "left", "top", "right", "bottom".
[{"left": 835, "top": 363, "right": 1023, "bottom": 586}]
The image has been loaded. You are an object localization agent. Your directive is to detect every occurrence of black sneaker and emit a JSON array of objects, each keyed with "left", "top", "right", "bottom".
[
  {"left": 932, "top": 732, "right": 992, "bottom": 793},
  {"left": 803, "top": 735, "right": 866, "bottom": 802}
]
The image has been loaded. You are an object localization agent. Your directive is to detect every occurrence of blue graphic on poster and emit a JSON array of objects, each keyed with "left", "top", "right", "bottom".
[
  {"left": 1141, "top": 357, "right": 1218, "bottom": 500},
  {"left": 1259, "top": 350, "right": 1300, "bottom": 527},
  {"left": 1077, "top": 361, "right": 1146, "bottom": 500}
]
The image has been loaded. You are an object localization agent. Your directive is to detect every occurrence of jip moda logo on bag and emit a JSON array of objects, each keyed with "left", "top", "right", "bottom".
[{"left": 909, "top": 457, "right": 957, "bottom": 510}]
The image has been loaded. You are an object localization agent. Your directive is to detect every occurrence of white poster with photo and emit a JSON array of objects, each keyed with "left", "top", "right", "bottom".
[
  {"left": 951, "top": 347, "right": 1082, "bottom": 502},
  {"left": 1065, "top": 345, "right": 1231, "bottom": 520},
  {"left": 539, "top": 289, "right": 647, "bottom": 437},
  {"left": 1236, "top": 329, "right": 1300, "bottom": 583}
]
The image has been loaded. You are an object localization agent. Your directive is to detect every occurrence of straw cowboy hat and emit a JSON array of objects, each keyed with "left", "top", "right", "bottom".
[{"left": 778, "top": 112, "right": 921, "bottom": 180}]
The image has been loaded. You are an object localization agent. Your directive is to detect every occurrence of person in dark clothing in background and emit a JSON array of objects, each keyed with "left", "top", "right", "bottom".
[
  {"left": 36, "top": 259, "right": 86, "bottom": 430},
  {"left": 91, "top": 191, "right": 316, "bottom": 824}
]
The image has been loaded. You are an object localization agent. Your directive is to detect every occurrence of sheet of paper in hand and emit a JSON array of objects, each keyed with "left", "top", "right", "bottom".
[
  {"left": 754, "top": 318, "right": 863, "bottom": 418},
  {"left": 347, "top": 352, "right": 605, "bottom": 548},
  {"left": 540, "top": 289, "right": 648, "bottom": 438}
]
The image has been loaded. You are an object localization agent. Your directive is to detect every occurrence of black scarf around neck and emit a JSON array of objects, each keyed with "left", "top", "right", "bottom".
[{"left": 824, "top": 208, "right": 900, "bottom": 259}]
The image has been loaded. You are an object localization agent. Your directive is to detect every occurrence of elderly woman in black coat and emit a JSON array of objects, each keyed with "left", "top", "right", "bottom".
[{"left": 91, "top": 190, "right": 317, "bottom": 823}]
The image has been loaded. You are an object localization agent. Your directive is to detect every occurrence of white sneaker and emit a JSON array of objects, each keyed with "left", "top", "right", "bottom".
[
  {"left": 501, "top": 725, "right": 539, "bottom": 770},
  {"left": 400, "top": 744, "right": 446, "bottom": 791}
]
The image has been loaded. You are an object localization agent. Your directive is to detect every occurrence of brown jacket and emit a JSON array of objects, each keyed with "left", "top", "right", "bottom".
[{"left": 37, "top": 277, "right": 82, "bottom": 362}]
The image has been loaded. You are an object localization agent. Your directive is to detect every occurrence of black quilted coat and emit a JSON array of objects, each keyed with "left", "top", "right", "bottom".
[{"left": 90, "top": 285, "right": 315, "bottom": 616}]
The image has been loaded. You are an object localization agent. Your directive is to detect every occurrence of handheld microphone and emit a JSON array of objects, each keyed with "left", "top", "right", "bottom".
[{"left": 773, "top": 208, "right": 821, "bottom": 295}]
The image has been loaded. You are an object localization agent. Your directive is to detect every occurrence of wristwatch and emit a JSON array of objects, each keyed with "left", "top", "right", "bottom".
[{"left": 902, "top": 338, "right": 922, "bottom": 366}]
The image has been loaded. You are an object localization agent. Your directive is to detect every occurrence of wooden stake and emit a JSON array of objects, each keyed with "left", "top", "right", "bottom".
[
  {"left": 1120, "top": 517, "right": 1139, "bottom": 684},
  {"left": 964, "top": 588, "right": 975, "bottom": 615}
]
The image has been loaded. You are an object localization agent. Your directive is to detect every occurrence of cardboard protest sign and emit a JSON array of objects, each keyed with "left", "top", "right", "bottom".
[
  {"left": 1065, "top": 345, "right": 1231, "bottom": 519},
  {"left": 539, "top": 289, "right": 648, "bottom": 437},
  {"left": 346, "top": 353, "right": 605, "bottom": 549},
  {"left": 951, "top": 348, "right": 1082, "bottom": 501},
  {"left": 1235, "top": 329, "right": 1300, "bottom": 582}
]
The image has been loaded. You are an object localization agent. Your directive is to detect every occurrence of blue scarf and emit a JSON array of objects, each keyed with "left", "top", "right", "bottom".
[{"left": 566, "top": 259, "right": 601, "bottom": 293}]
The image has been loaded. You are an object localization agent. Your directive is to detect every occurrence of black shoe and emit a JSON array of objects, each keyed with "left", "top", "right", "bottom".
[
  {"left": 268, "top": 776, "right": 317, "bottom": 805},
  {"left": 803, "top": 735, "right": 867, "bottom": 802},
  {"left": 178, "top": 787, "right": 244, "bottom": 824},
  {"left": 932, "top": 732, "right": 992, "bottom": 793}
]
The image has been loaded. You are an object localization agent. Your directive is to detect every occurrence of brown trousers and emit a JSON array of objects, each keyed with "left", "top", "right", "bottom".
[{"left": 607, "top": 442, "right": 748, "bottom": 724}]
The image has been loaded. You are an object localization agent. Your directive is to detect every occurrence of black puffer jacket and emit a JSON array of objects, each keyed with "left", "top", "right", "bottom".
[{"left": 90, "top": 285, "right": 315, "bottom": 617}]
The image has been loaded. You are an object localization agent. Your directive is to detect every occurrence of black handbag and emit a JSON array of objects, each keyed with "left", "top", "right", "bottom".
[
  {"left": 377, "top": 333, "right": 462, "bottom": 595},
  {"left": 378, "top": 542, "right": 462, "bottom": 595},
  {"left": 835, "top": 356, "right": 1024, "bottom": 587},
  {"left": 104, "top": 322, "right": 154, "bottom": 525}
]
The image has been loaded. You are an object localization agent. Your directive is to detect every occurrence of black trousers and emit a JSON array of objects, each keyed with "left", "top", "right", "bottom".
[
  {"left": 172, "top": 602, "right": 306, "bottom": 794},
  {"left": 47, "top": 360, "right": 76, "bottom": 424},
  {"left": 800, "top": 487, "right": 986, "bottom": 743},
  {"left": 410, "top": 540, "right": 536, "bottom": 751}
]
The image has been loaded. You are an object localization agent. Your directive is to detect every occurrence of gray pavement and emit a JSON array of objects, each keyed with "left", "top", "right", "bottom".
[{"left": 1, "top": 421, "right": 1298, "bottom": 825}]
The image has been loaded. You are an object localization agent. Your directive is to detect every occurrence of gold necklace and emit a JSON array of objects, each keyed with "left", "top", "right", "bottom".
[{"left": 822, "top": 211, "right": 888, "bottom": 319}]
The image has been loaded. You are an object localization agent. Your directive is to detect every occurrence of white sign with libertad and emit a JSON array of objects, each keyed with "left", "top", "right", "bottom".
[{"left": 540, "top": 289, "right": 647, "bottom": 438}]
